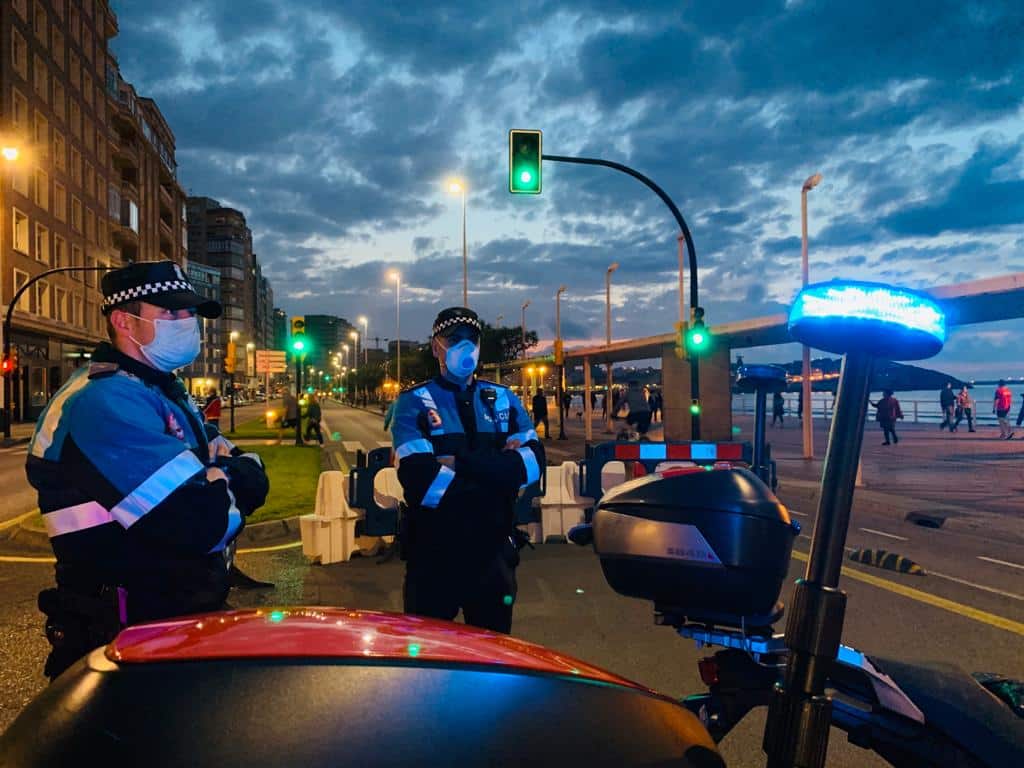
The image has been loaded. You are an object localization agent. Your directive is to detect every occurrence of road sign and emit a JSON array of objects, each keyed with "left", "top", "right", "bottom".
[{"left": 255, "top": 349, "right": 287, "bottom": 374}]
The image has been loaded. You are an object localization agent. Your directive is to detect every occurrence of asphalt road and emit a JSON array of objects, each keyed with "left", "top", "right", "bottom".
[{"left": 2, "top": 400, "right": 1021, "bottom": 767}]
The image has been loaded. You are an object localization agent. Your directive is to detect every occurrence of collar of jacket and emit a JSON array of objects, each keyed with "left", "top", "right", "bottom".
[
  {"left": 435, "top": 373, "right": 478, "bottom": 393},
  {"left": 91, "top": 342, "right": 186, "bottom": 400}
]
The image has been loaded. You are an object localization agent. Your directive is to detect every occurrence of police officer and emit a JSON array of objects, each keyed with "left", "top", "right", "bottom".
[
  {"left": 26, "top": 261, "right": 269, "bottom": 679},
  {"left": 391, "top": 307, "right": 543, "bottom": 633}
]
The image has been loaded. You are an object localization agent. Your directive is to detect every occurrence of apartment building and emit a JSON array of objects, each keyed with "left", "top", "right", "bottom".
[{"left": 1, "top": 0, "right": 186, "bottom": 423}]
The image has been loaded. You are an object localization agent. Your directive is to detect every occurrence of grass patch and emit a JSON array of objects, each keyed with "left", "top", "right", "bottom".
[
  {"left": 245, "top": 445, "right": 322, "bottom": 524},
  {"left": 228, "top": 416, "right": 288, "bottom": 440}
]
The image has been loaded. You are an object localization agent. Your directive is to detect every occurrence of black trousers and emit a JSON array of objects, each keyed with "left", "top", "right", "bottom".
[
  {"left": 880, "top": 421, "right": 898, "bottom": 444},
  {"left": 403, "top": 540, "right": 519, "bottom": 634},
  {"left": 534, "top": 414, "right": 549, "bottom": 438}
]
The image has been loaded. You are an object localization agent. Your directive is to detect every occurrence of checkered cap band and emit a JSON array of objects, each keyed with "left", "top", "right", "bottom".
[
  {"left": 433, "top": 315, "right": 482, "bottom": 337},
  {"left": 102, "top": 279, "right": 193, "bottom": 310}
]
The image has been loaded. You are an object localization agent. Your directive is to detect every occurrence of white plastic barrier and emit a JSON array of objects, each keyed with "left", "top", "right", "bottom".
[
  {"left": 601, "top": 460, "right": 628, "bottom": 492},
  {"left": 561, "top": 461, "right": 594, "bottom": 533},
  {"left": 373, "top": 467, "right": 405, "bottom": 511},
  {"left": 300, "top": 471, "right": 362, "bottom": 564},
  {"left": 536, "top": 465, "right": 567, "bottom": 542}
]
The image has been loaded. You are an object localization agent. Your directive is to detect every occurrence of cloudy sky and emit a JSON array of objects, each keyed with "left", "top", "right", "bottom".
[{"left": 110, "top": 1, "right": 1024, "bottom": 378}]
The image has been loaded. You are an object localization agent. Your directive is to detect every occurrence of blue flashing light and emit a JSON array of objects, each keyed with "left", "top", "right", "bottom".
[{"left": 789, "top": 281, "right": 945, "bottom": 361}]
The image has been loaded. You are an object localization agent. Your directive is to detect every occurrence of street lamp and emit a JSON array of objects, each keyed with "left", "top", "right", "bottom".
[
  {"left": 801, "top": 172, "right": 822, "bottom": 460},
  {"left": 0, "top": 144, "right": 21, "bottom": 437},
  {"left": 521, "top": 299, "right": 531, "bottom": 393},
  {"left": 448, "top": 178, "right": 469, "bottom": 307},
  {"left": 556, "top": 285, "right": 567, "bottom": 439},
  {"left": 349, "top": 330, "right": 359, "bottom": 404},
  {"left": 388, "top": 270, "right": 401, "bottom": 387},
  {"left": 605, "top": 262, "right": 619, "bottom": 432}
]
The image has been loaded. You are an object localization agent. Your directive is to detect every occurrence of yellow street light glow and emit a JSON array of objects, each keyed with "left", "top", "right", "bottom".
[
  {"left": 388, "top": 270, "right": 400, "bottom": 282},
  {"left": 230, "top": 331, "right": 240, "bottom": 341},
  {"left": 2, "top": 147, "right": 19, "bottom": 162},
  {"left": 246, "top": 342, "right": 255, "bottom": 350}
]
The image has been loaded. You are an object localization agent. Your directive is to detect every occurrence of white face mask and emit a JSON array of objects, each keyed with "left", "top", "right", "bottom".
[
  {"left": 128, "top": 314, "right": 201, "bottom": 372},
  {"left": 443, "top": 338, "right": 480, "bottom": 380}
]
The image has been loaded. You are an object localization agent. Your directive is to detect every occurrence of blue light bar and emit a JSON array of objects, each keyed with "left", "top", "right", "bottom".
[
  {"left": 789, "top": 281, "right": 946, "bottom": 360},
  {"left": 690, "top": 443, "right": 717, "bottom": 460},
  {"left": 638, "top": 443, "right": 667, "bottom": 460}
]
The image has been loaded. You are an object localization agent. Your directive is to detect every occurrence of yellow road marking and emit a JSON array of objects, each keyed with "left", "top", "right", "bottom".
[
  {"left": 0, "top": 509, "right": 39, "bottom": 533},
  {"left": 0, "top": 554, "right": 55, "bottom": 564},
  {"left": 237, "top": 541, "right": 303, "bottom": 554},
  {"left": 791, "top": 550, "right": 1024, "bottom": 637}
]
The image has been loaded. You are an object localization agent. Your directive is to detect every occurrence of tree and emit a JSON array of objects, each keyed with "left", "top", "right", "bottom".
[{"left": 479, "top": 322, "right": 538, "bottom": 365}]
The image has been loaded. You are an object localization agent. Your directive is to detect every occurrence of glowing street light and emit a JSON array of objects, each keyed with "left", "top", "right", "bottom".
[
  {"left": 447, "top": 177, "right": 469, "bottom": 306},
  {"left": 388, "top": 270, "right": 401, "bottom": 385},
  {"left": 605, "top": 263, "right": 619, "bottom": 432},
  {"left": 801, "top": 171, "right": 823, "bottom": 460}
]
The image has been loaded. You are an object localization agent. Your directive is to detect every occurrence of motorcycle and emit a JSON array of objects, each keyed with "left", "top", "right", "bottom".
[{"left": 1, "top": 280, "right": 1021, "bottom": 767}]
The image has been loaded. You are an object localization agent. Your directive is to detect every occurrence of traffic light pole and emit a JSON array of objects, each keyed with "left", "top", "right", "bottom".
[
  {"left": 3, "top": 265, "right": 115, "bottom": 440},
  {"left": 541, "top": 153, "right": 703, "bottom": 439},
  {"left": 294, "top": 356, "right": 304, "bottom": 446}
]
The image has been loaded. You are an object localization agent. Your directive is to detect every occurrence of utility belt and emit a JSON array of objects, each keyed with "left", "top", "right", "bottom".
[
  {"left": 38, "top": 585, "right": 128, "bottom": 678},
  {"left": 398, "top": 504, "right": 533, "bottom": 563}
]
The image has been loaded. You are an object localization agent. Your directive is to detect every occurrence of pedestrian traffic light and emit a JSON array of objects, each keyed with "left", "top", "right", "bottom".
[
  {"left": 224, "top": 341, "right": 237, "bottom": 374},
  {"left": 685, "top": 308, "right": 711, "bottom": 355},
  {"left": 690, "top": 399, "right": 702, "bottom": 415},
  {"left": 509, "top": 129, "right": 542, "bottom": 194},
  {"left": 1, "top": 353, "right": 16, "bottom": 374}
]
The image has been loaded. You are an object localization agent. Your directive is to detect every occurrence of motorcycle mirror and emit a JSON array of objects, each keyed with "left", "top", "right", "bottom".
[{"left": 567, "top": 524, "right": 593, "bottom": 546}]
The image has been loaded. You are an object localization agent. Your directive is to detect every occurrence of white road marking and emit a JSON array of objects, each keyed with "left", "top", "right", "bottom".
[
  {"left": 977, "top": 556, "right": 1024, "bottom": 571},
  {"left": 929, "top": 571, "right": 1024, "bottom": 602},
  {"left": 858, "top": 527, "right": 909, "bottom": 542},
  {"left": 790, "top": 510, "right": 808, "bottom": 517}
]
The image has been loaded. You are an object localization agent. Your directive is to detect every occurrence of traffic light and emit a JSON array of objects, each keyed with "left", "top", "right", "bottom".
[
  {"left": 224, "top": 341, "right": 237, "bottom": 374},
  {"left": 685, "top": 308, "right": 711, "bottom": 355},
  {"left": 1, "top": 352, "right": 16, "bottom": 374},
  {"left": 290, "top": 316, "right": 308, "bottom": 356},
  {"left": 509, "top": 129, "right": 542, "bottom": 194},
  {"left": 690, "top": 399, "right": 702, "bottom": 415}
]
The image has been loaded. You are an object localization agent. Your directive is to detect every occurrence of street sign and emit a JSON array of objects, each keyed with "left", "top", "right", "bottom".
[{"left": 255, "top": 349, "right": 287, "bottom": 374}]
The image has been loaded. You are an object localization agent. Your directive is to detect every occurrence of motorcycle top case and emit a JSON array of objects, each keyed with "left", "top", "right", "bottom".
[{"left": 592, "top": 467, "right": 798, "bottom": 625}]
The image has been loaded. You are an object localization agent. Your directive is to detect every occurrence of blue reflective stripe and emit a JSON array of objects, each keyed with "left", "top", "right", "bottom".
[
  {"left": 495, "top": 391, "right": 510, "bottom": 412},
  {"left": 507, "top": 429, "right": 538, "bottom": 444},
  {"left": 208, "top": 496, "right": 243, "bottom": 553},
  {"left": 517, "top": 447, "right": 541, "bottom": 486},
  {"left": 422, "top": 465, "right": 455, "bottom": 508},
  {"left": 110, "top": 449, "right": 206, "bottom": 528},
  {"left": 414, "top": 387, "right": 438, "bottom": 409},
  {"left": 397, "top": 438, "right": 434, "bottom": 459},
  {"left": 29, "top": 369, "right": 91, "bottom": 460}
]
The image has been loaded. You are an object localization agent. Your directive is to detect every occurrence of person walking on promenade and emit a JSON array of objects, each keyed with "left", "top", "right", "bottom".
[
  {"left": 562, "top": 391, "right": 571, "bottom": 421},
  {"left": 954, "top": 386, "right": 976, "bottom": 432},
  {"left": 282, "top": 391, "right": 298, "bottom": 429},
  {"left": 871, "top": 389, "right": 904, "bottom": 445},
  {"left": 940, "top": 382, "right": 957, "bottom": 431},
  {"left": 994, "top": 380, "right": 1015, "bottom": 439},
  {"left": 304, "top": 394, "right": 324, "bottom": 445},
  {"left": 772, "top": 391, "right": 785, "bottom": 427},
  {"left": 1016, "top": 392, "right": 1024, "bottom": 428},
  {"left": 203, "top": 388, "right": 222, "bottom": 429},
  {"left": 623, "top": 380, "right": 652, "bottom": 439},
  {"left": 532, "top": 387, "right": 550, "bottom": 440}
]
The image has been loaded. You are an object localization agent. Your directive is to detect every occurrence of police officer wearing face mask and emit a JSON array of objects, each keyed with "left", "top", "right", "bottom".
[
  {"left": 26, "top": 261, "right": 269, "bottom": 680},
  {"left": 391, "top": 307, "right": 544, "bottom": 633}
]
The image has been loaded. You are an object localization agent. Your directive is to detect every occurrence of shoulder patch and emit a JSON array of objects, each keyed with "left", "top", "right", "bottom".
[{"left": 87, "top": 361, "right": 120, "bottom": 379}]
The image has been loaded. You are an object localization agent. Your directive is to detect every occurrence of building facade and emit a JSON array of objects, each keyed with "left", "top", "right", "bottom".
[
  {"left": 181, "top": 260, "right": 220, "bottom": 393},
  {"left": 1, "top": 0, "right": 186, "bottom": 423}
]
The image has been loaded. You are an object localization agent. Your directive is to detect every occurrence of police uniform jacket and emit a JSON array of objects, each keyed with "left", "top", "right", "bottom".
[
  {"left": 391, "top": 375, "right": 543, "bottom": 557},
  {"left": 25, "top": 343, "right": 265, "bottom": 618}
]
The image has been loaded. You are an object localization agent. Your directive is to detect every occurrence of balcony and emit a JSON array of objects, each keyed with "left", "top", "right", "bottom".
[
  {"left": 112, "top": 199, "right": 140, "bottom": 247},
  {"left": 112, "top": 90, "right": 138, "bottom": 136},
  {"left": 158, "top": 183, "right": 173, "bottom": 213},
  {"left": 159, "top": 218, "right": 174, "bottom": 248},
  {"left": 112, "top": 137, "right": 139, "bottom": 171}
]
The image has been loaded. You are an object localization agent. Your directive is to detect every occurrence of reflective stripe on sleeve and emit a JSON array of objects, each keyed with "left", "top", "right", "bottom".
[
  {"left": 208, "top": 488, "right": 243, "bottom": 553},
  {"left": 43, "top": 501, "right": 114, "bottom": 538},
  {"left": 421, "top": 465, "right": 455, "bottom": 508},
  {"left": 110, "top": 449, "right": 206, "bottom": 528},
  {"left": 414, "top": 387, "right": 438, "bottom": 410},
  {"left": 507, "top": 429, "right": 539, "bottom": 444},
  {"left": 396, "top": 438, "right": 434, "bottom": 459},
  {"left": 517, "top": 447, "right": 541, "bottom": 486}
]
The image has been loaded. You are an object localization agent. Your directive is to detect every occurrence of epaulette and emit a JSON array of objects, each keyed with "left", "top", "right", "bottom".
[
  {"left": 87, "top": 361, "right": 120, "bottom": 380},
  {"left": 399, "top": 379, "right": 434, "bottom": 395},
  {"left": 476, "top": 378, "right": 508, "bottom": 390}
]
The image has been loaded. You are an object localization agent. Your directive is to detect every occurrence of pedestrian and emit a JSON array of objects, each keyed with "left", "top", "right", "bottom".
[
  {"left": 304, "top": 393, "right": 324, "bottom": 445},
  {"left": 993, "top": 380, "right": 1014, "bottom": 439},
  {"left": 623, "top": 380, "right": 652, "bottom": 439},
  {"left": 203, "top": 387, "right": 222, "bottom": 429},
  {"left": 772, "top": 391, "right": 785, "bottom": 427},
  {"left": 954, "top": 385, "right": 976, "bottom": 433},
  {"left": 562, "top": 391, "right": 571, "bottom": 420},
  {"left": 390, "top": 307, "right": 543, "bottom": 634},
  {"left": 649, "top": 389, "right": 661, "bottom": 423},
  {"left": 572, "top": 392, "right": 584, "bottom": 421},
  {"left": 870, "top": 389, "right": 904, "bottom": 445},
  {"left": 27, "top": 261, "right": 269, "bottom": 680},
  {"left": 532, "top": 386, "right": 550, "bottom": 440},
  {"left": 282, "top": 390, "right": 298, "bottom": 429},
  {"left": 797, "top": 387, "right": 803, "bottom": 421},
  {"left": 939, "top": 382, "right": 957, "bottom": 431},
  {"left": 1016, "top": 393, "right": 1024, "bottom": 428}
]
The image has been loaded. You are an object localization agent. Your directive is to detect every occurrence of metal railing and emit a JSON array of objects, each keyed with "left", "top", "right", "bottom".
[{"left": 731, "top": 394, "right": 1004, "bottom": 425}]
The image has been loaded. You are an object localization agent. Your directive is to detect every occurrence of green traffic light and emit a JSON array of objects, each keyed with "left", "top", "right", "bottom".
[
  {"left": 690, "top": 401, "right": 702, "bottom": 415},
  {"left": 509, "top": 129, "right": 542, "bottom": 194},
  {"left": 292, "top": 339, "right": 305, "bottom": 352},
  {"left": 519, "top": 170, "right": 532, "bottom": 184}
]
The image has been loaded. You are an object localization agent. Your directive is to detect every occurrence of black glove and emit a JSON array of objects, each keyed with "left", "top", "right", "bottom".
[{"left": 217, "top": 454, "right": 270, "bottom": 516}]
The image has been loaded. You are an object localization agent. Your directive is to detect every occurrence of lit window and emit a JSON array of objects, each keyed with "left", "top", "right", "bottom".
[
  {"left": 34, "top": 3, "right": 47, "bottom": 43},
  {"left": 11, "top": 87, "right": 28, "bottom": 135},
  {"left": 34, "top": 111, "right": 48, "bottom": 156},
  {"left": 35, "top": 223, "right": 50, "bottom": 264},
  {"left": 53, "top": 131, "right": 65, "bottom": 170},
  {"left": 11, "top": 28, "right": 28, "bottom": 78},
  {"left": 34, "top": 168, "right": 49, "bottom": 209},
  {"left": 14, "top": 269, "right": 31, "bottom": 313},
  {"left": 33, "top": 54, "right": 48, "bottom": 102},
  {"left": 54, "top": 182, "right": 66, "bottom": 221},
  {"left": 56, "top": 288, "right": 68, "bottom": 322},
  {"left": 54, "top": 235, "right": 67, "bottom": 267},
  {"left": 71, "top": 196, "right": 82, "bottom": 232}
]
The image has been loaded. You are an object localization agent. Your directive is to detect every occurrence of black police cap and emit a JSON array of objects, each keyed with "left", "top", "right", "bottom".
[
  {"left": 432, "top": 306, "right": 482, "bottom": 338},
  {"left": 101, "top": 260, "right": 222, "bottom": 318}
]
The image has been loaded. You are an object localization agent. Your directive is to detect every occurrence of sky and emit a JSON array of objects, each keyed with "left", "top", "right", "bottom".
[{"left": 109, "top": 1, "right": 1024, "bottom": 379}]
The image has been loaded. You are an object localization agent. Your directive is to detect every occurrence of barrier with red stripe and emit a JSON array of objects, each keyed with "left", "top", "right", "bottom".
[{"left": 579, "top": 441, "right": 753, "bottom": 505}]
